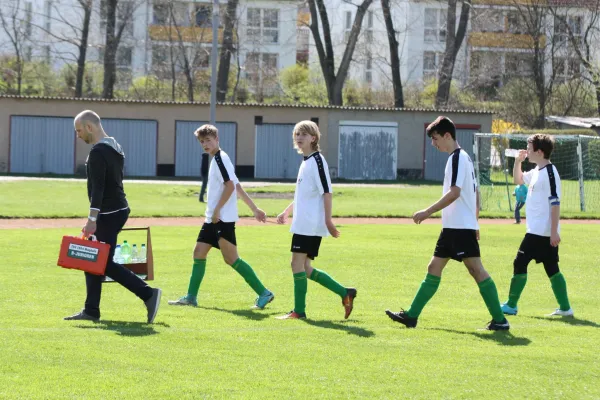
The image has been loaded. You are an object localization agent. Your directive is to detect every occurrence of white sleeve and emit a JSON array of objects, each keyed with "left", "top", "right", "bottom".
[
  {"left": 523, "top": 169, "right": 534, "bottom": 185},
  {"left": 449, "top": 151, "right": 467, "bottom": 188},
  {"left": 214, "top": 152, "right": 239, "bottom": 185},
  {"left": 547, "top": 165, "right": 560, "bottom": 206}
]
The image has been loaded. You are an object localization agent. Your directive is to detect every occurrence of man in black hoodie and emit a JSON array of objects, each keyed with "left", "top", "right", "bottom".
[{"left": 64, "top": 110, "right": 161, "bottom": 323}]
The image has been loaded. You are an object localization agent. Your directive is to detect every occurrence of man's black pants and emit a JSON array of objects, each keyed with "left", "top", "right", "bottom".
[{"left": 84, "top": 208, "right": 153, "bottom": 318}]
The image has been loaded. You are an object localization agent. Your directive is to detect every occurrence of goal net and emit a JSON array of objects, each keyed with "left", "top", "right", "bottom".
[{"left": 474, "top": 133, "right": 600, "bottom": 215}]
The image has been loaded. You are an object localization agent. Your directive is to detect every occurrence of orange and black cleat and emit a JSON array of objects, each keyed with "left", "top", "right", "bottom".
[
  {"left": 342, "top": 288, "right": 357, "bottom": 319},
  {"left": 276, "top": 310, "right": 307, "bottom": 320}
]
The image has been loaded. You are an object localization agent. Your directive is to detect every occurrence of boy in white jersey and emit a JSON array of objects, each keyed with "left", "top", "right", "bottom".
[
  {"left": 386, "top": 116, "right": 509, "bottom": 330},
  {"left": 501, "top": 134, "right": 573, "bottom": 317},
  {"left": 276, "top": 121, "right": 357, "bottom": 320},
  {"left": 168, "top": 124, "right": 275, "bottom": 309}
]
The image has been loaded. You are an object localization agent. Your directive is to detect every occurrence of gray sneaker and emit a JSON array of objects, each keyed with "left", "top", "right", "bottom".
[
  {"left": 64, "top": 309, "right": 99, "bottom": 322},
  {"left": 145, "top": 288, "right": 162, "bottom": 324},
  {"left": 168, "top": 295, "right": 198, "bottom": 307}
]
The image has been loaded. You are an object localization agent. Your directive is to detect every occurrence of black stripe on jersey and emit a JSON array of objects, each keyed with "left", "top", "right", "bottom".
[
  {"left": 214, "top": 151, "right": 230, "bottom": 183},
  {"left": 313, "top": 153, "right": 330, "bottom": 193},
  {"left": 450, "top": 148, "right": 461, "bottom": 186},
  {"left": 546, "top": 164, "right": 559, "bottom": 204}
]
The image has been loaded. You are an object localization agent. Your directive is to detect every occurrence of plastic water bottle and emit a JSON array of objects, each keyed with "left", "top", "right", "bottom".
[
  {"left": 113, "top": 245, "right": 122, "bottom": 264},
  {"left": 121, "top": 240, "right": 132, "bottom": 264},
  {"left": 139, "top": 244, "right": 147, "bottom": 263},
  {"left": 131, "top": 244, "right": 138, "bottom": 263},
  {"left": 505, "top": 148, "right": 520, "bottom": 158}
]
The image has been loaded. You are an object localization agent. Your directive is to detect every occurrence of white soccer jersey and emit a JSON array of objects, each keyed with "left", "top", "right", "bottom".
[
  {"left": 523, "top": 164, "right": 561, "bottom": 237},
  {"left": 442, "top": 149, "right": 479, "bottom": 230},
  {"left": 205, "top": 150, "right": 239, "bottom": 223},
  {"left": 291, "top": 152, "right": 332, "bottom": 237}
]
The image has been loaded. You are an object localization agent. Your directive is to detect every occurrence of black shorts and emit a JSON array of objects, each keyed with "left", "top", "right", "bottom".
[
  {"left": 196, "top": 222, "right": 237, "bottom": 249},
  {"left": 291, "top": 234, "right": 322, "bottom": 260},
  {"left": 515, "top": 233, "right": 559, "bottom": 264},
  {"left": 434, "top": 229, "right": 480, "bottom": 261}
]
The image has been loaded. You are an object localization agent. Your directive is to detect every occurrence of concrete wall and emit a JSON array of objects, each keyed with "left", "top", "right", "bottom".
[{"left": 0, "top": 97, "right": 492, "bottom": 177}]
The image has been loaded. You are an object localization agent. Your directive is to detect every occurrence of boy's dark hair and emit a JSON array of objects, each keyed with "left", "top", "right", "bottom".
[
  {"left": 194, "top": 124, "right": 218, "bottom": 139},
  {"left": 426, "top": 116, "right": 456, "bottom": 140},
  {"left": 528, "top": 133, "right": 554, "bottom": 159}
]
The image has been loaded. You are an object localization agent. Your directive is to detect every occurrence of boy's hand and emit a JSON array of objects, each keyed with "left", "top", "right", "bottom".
[
  {"left": 212, "top": 208, "right": 221, "bottom": 223},
  {"left": 551, "top": 232, "right": 561, "bottom": 247},
  {"left": 412, "top": 209, "right": 431, "bottom": 224},
  {"left": 326, "top": 219, "right": 340, "bottom": 238},
  {"left": 517, "top": 150, "right": 527, "bottom": 162},
  {"left": 277, "top": 211, "right": 289, "bottom": 224},
  {"left": 476, "top": 230, "right": 480, "bottom": 241},
  {"left": 253, "top": 208, "right": 267, "bottom": 223}
]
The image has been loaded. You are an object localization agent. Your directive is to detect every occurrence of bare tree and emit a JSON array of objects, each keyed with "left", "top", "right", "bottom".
[
  {"left": 216, "top": 0, "right": 238, "bottom": 102},
  {"left": 381, "top": 0, "right": 403, "bottom": 107},
  {"left": 435, "top": 0, "right": 470, "bottom": 108},
  {"left": 308, "top": 0, "right": 374, "bottom": 105},
  {"left": 550, "top": 1, "right": 600, "bottom": 115},
  {"left": 0, "top": 0, "right": 30, "bottom": 95}
]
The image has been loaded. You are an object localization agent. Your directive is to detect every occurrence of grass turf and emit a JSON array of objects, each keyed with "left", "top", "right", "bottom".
[
  {"left": 0, "top": 224, "right": 598, "bottom": 399},
  {"left": 1, "top": 180, "right": 599, "bottom": 219}
]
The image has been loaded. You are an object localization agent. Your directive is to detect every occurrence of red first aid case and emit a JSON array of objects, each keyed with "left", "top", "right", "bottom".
[{"left": 57, "top": 235, "right": 110, "bottom": 275}]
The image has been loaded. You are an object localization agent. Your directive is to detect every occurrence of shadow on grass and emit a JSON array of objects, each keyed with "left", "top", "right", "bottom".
[
  {"left": 427, "top": 328, "right": 531, "bottom": 346},
  {"left": 301, "top": 319, "right": 375, "bottom": 338},
  {"left": 198, "top": 306, "right": 277, "bottom": 321},
  {"left": 75, "top": 320, "right": 170, "bottom": 337},
  {"left": 525, "top": 316, "right": 600, "bottom": 328}
]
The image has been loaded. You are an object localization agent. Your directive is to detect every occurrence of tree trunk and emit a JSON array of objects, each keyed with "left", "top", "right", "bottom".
[
  {"left": 102, "top": 0, "right": 117, "bottom": 99},
  {"left": 75, "top": 0, "right": 92, "bottom": 98},
  {"left": 381, "top": 0, "right": 403, "bottom": 107},
  {"left": 435, "top": 0, "right": 470, "bottom": 108},
  {"left": 216, "top": 0, "right": 238, "bottom": 102},
  {"left": 532, "top": 40, "right": 546, "bottom": 128}
]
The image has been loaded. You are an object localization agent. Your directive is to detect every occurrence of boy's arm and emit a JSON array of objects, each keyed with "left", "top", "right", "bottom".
[
  {"left": 514, "top": 151, "right": 526, "bottom": 184},
  {"left": 550, "top": 204, "right": 561, "bottom": 247},
  {"left": 413, "top": 186, "right": 461, "bottom": 224},
  {"left": 324, "top": 193, "right": 340, "bottom": 238},
  {"left": 236, "top": 183, "right": 266, "bottom": 222},
  {"left": 212, "top": 180, "right": 235, "bottom": 222},
  {"left": 277, "top": 201, "right": 294, "bottom": 224}
]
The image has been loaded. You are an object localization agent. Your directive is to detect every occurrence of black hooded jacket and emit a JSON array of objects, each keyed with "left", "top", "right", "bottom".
[{"left": 86, "top": 138, "right": 129, "bottom": 212}]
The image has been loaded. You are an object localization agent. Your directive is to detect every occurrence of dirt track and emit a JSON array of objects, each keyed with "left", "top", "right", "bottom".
[{"left": 0, "top": 217, "right": 597, "bottom": 229}]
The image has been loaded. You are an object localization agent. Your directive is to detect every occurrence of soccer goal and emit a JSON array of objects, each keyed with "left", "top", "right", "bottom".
[{"left": 473, "top": 133, "right": 600, "bottom": 214}]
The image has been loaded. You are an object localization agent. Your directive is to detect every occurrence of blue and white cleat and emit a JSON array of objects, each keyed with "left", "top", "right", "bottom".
[
  {"left": 501, "top": 303, "right": 518, "bottom": 316},
  {"left": 252, "top": 290, "right": 274, "bottom": 309}
]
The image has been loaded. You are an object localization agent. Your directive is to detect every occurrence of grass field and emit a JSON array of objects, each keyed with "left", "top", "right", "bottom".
[
  {"left": 1, "top": 180, "right": 600, "bottom": 219},
  {"left": 1, "top": 224, "right": 599, "bottom": 399}
]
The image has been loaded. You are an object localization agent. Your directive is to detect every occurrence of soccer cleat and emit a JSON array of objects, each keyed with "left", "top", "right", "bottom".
[
  {"left": 385, "top": 309, "right": 418, "bottom": 328},
  {"left": 276, "top": 310, "right": 306, "bottom": 320},
  {"left": 547, "top": 308, "right": 574, "bottom": 317},
  {"left": 145, "top": 288, "right": 162, "bottom": 324},
  {"left": 342, "top": 288, "right": 357, "bottom": 319},
  {"left": 501, "top": 303, "right": 518, "bottom": 316},
  {"left": 252, "top": 290, "right": 274, "bottom": 309},
  {"left": 485, "top": 318, "right": 510, "bottom": 331},
  {"left": 64, "top": 309, "right": 99, "bottom": 322},
  {"left": 168, "top": 295, "right": 198, "bottom": 307}
]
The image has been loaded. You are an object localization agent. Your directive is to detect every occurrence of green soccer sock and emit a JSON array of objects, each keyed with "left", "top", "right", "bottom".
[
  {"left": 550, "top": 272, "right": 571, "bottom": 311},
  {"left": 294, "top": 272, "right": 308, "bottom": 314},
  {"left": 478, "top": 277, "right": 505, "bottom": 323},
  {"left": 309, "top": 268, "right": 347, "bottom": 298},
  {"left": 407, "top": 274, "right": 441, "bottom": 319},
  {"left": 506, "top": 273, "right": 528, "bottom": 308},
  {"left": 231, "top": 258, "right": 267, "bottom": 295},
  {"left": 187, "top": 258, "right": 206, "bottom": 298}
]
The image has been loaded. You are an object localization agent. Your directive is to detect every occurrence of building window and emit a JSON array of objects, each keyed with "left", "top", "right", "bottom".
[
  {"left": 506, "top": 10, "right": 527, "bottom": 34},
  {"left": 365, "top": 10, "right": 373, "bottom": 43},
  {"left": 471, "top": 8, "right": 503, "bottom": 33},
  {"left": 554, "top": 15, "right": 583, "bottom": 49},
  {"left": 116, "top": 47, "right": 133, "bottom": 68},
  {"left": 423, "top": 51, "right": 442, "bottom": 80},
  {"left": 195, "top": 4, "right": 212, "bottom": 27},
  {"left": 118, "top": 2, "right": 134, "bottom": 36},
  {"left": 247, "top": 8, "right": 279, "bottom": 44},
  {"left": 246, "top": 52, "right": 278, "bottom": 87},
  {"left": 424, "top": 8, "right": 446, "bottom": 43},
  {"left": 193, "top": 47, "right": 210, "bottom": 69},
  {"left": 344, "top": 11, "right": 352, "bottom": 43},
  {"left": 365, "top": 51, "right": 373, "bottom": 84},
  {"left": 24, "top": 1, "right": 32, "bottom": 38},
  {"left": 153, "top": 3, "right": 169, "bottom": 25},
  {"left": 553, "top": 57, "right": 581, "bottom": 81},
  {"left": 505, "top": 52, "right": 533, "bottom": 77}
]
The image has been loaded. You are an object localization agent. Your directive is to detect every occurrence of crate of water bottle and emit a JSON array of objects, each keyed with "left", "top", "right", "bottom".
[{"left": 106, "top": 226, "right": 154, "bottom": 282}]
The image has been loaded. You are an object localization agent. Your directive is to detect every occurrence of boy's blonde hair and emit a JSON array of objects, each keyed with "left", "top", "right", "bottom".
[
  {"left": 194, "top": 124, "right": 218, "bottom": 140},
  {"left": 293, "top": 120, "right": 321, "bottom": 154}
]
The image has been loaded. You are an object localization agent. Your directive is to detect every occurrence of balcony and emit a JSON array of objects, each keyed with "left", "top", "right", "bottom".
[
  {"left": 149, "top": 25, "right": 232, "bottom": 43},
  {"left": 468, "top": 32, "right": 546, "bottom": 49},
  {"left": 473, "top": 0, "right": 548, "bottom": 5}
]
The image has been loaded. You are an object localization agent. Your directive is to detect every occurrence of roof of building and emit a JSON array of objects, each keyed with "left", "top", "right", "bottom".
[
  {"left": 0, "top": 95, "right": 494, "bottom": 114},
  {"left": 546, "top": 115, "right": 600, "bottom": 129}
]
